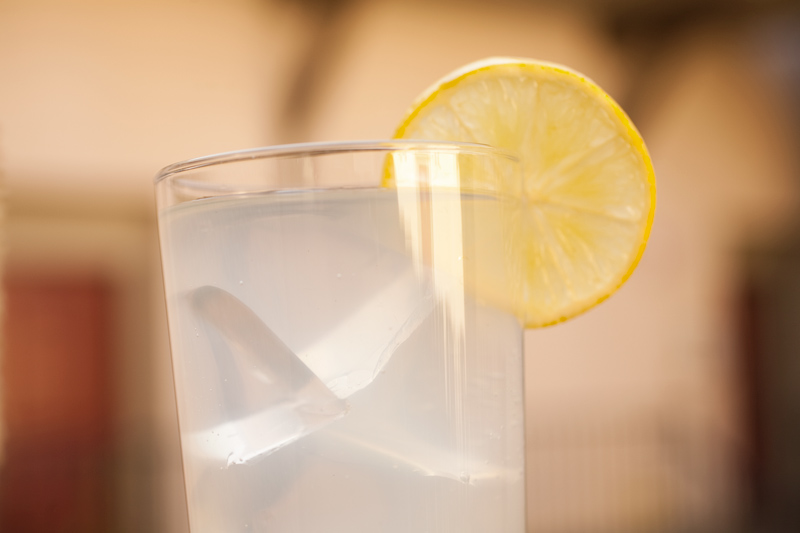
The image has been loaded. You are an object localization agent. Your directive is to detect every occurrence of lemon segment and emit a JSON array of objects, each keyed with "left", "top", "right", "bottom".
[{"left": 392, "top": 58, "right": 656, "bottom": 327}]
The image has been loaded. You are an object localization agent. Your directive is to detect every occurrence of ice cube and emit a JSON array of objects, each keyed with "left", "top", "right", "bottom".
[
  {"left": 231, "top": 207, "right": 436, "bottom": 400},
  {"left": 303, "top": 296, "right": 525, "bottom": 485},
  {"left": 189, "top": 286, "right": 348, "bottom": 465},
  {"left": 298, "top": 263, "right": 434, "bottom": 398}
]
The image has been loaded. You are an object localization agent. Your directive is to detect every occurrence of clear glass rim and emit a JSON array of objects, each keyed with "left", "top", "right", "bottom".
[{"left": 154, "top": 139, "right": 518, "bottom": 184}]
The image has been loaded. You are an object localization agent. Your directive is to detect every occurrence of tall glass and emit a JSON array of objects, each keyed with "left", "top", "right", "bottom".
[{"left": 155, "top": 141, "right": 525, "bottom": 533}]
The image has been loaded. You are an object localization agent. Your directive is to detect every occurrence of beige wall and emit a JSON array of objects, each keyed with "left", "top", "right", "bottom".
[{"left": 1, "top": 0, "right": 798, "bottom": 531}]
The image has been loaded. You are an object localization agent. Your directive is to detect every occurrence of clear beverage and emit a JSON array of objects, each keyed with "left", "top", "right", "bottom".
[{"left": 156, "top": 143, "right": 525, "bottom": 533}]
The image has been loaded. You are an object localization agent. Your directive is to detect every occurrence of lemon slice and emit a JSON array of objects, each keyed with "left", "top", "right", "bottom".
[{"left": 392, "top": 57, "right": 656, "bottom": 327}]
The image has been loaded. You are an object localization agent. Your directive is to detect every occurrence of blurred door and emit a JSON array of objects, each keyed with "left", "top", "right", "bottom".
[{"left": 1, "top": 276, "right": 114, "bottom": 532}]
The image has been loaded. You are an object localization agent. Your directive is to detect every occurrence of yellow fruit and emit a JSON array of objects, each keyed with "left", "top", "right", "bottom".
[{"left": 392, "top": 58, "right": 656, "bottom": 327}]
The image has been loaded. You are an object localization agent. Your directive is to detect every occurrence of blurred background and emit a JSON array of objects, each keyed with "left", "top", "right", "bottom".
[{"left": 1, "top": 0, "right": 800, "bottom": 531}]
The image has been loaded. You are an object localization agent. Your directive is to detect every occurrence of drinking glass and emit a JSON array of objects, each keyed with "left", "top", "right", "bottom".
[{"left": 155, "top": 140, "right": 525, "bottom": 533}]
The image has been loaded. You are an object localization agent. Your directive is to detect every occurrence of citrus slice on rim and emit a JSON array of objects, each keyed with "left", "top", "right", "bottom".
[{"left": 392, "top": 57, "right": 656, "bottom": 328}]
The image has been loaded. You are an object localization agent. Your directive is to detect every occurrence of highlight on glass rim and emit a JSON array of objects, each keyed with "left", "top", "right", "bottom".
[{"left": 154, "top": 57, "right": 656, "bottom": 533}]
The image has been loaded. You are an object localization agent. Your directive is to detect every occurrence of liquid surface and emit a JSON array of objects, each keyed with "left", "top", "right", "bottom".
[{"left": 159, "top": 188, "right": 525, "bottom": 533}]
